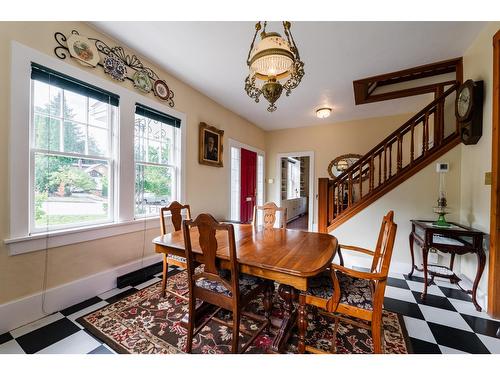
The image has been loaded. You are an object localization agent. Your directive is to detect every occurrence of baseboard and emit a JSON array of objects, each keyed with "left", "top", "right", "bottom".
[{"left": 0, "top": 253, "right": 162, "bottom": 335}]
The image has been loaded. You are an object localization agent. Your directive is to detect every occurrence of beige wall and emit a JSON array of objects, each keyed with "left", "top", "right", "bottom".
[
  {"left": 460, "top": 22, "right": 500, "bottom": 295},
  {"left": 265, "top": 113, "right": 413, "bottom": 224},
  {"left": 0, "top": 22, "right": 265, "bottom": 304}
]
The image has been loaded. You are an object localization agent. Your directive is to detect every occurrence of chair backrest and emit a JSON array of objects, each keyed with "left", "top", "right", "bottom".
[
  {"left": 160, "top": 201, "right": 191, "bottom": 234},
  {"left": 183, "top": 214, "right": 240, "bottom": 306},
  {"left": 370, "top": 210, "right": 397, "bottom": 277},
  {"left": 253, "top": 202, "right": 287, "bottom": 229}
]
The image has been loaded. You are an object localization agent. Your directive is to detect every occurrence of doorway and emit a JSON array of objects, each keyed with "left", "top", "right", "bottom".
[
  {"left": 276, "top": 151, "right": 314, "bottom": 231},
  {"left": 229, "top": 139, "right": 265, "bottom": 224}
]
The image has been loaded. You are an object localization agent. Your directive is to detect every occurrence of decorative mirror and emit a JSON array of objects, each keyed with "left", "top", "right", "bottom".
[{"left": 327, "top": 153, "right": 363, "bottom": 179}]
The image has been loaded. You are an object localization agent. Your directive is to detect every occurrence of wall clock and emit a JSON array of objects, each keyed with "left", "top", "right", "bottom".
[{"left": 455, "top": 79, "right": 484, "bottom": 145}]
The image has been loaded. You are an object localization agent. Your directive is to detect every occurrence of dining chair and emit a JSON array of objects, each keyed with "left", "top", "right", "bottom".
[
  {"left": 183, "top": 213, "right": 269, "bottom": 353},
  {"left": 252, "top": 202, "right": 287, "bottom": 229},
  {"left": 302, "top": 210, "right": 397, "bottom": 354},
  {"left": 159, "top": 201, "right": 191, "bottom": 300}
]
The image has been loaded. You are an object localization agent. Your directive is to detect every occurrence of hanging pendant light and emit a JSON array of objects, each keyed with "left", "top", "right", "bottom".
[{"left": 244, "top": 21, "right": 305, "bottom": 112}]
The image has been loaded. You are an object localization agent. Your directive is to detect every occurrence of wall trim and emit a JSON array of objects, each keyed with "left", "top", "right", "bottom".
[{"left": 0, "top": 253, "right": 162, "bottom": 335}]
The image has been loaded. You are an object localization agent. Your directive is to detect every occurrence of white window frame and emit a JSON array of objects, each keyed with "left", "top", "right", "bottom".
[
  {"left": 133, "top": 110, "right": 182, "bottom": 218},
  {"left": 29, "top": 80, "right": 118, "bottom": 234},
  {"left": 227, "top": 139, "right": 265, "bottom": 223},
  {"left": 5, "top": 41, "right": 186, "bottom": 255}
]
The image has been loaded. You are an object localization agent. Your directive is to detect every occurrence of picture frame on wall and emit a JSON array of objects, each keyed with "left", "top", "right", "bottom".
[{"left": 199, "top": 122, "right": 224, "bottom": 167}]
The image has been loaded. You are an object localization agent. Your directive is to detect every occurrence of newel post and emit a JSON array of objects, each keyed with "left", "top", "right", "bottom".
[{"left": 318, "top": 178, "right": 329, "bottom": 233}]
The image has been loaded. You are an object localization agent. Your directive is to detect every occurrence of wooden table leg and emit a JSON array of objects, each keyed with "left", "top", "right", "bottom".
[
  {"left": 297, "top": 293, "right": 307, "bottom": 354},
  {"left": 407, "top": 232, "right": 416, "bottom": 278},
  {"left": 421, "top": 246, "right": 429, "bottom": 300},
  {"left": 471, "top": 249, "right": 486, "bottom": 311},
  {"left": 269, "top": 284, "right": 297, "bottom": 353}
]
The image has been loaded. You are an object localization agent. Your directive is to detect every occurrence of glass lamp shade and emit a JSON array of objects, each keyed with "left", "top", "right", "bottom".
[
  {"left": 249, "top": 32, "right": 294, "bottom": 79},
  {"left": 316, "top": 108, "right": 332, "bottom": 119}
]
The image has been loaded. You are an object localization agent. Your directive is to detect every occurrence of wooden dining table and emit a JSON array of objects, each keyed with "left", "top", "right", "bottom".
[{"left": 153, "top": 223, "right": 337, "bottom": 353}]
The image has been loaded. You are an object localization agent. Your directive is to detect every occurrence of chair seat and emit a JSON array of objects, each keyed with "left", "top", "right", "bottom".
[
  {"left": 167, "top": 254, "right": 186, "bottom": 263},
  {"left": 195, "top": 274, "right": 263, "bottom": 297},
  {"left": 307, "top": 271, "right": 373, "bottom": 310}
]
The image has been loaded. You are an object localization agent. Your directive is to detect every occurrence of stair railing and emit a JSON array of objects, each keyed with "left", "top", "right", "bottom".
[{"left": 318, "top": 82, "right": 460, "bottom": 233}]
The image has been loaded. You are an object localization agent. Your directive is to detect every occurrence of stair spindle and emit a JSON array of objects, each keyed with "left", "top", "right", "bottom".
[
  {"left": 369, "top": 154, "right": 374, "bottom": 192},
  {"left": 388, "top": 143, "right": 392, "bottom": 178},
  {"left": 378, "top": 152, "right": 382, "bottom": 188},
  {"left": 423, "top": 113, "right": 429, "bottom": 155},
  {"left": 348, "top": 172, "right": 353, "bottom": 207},
  {"left": 397, "top": 134, "right": 402, "bottom": 171},
  {"left": 359, "top": 163, "right": 363, "bottom": 199},
  {"left": 410, "top": 122, "right": 415, "bottom": 164}
]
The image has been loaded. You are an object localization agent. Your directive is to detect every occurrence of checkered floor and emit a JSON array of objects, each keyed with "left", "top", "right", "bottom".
[{"left": 1, "top": 267, "right": 499, "bottom": 354}]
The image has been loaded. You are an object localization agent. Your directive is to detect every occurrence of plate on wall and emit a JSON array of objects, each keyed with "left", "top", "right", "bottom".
[
  {"left": 103, "top": 53, "right": 127, "bottom": 81},
  {"left": 67, "top": 34, "right": 99, "bottom": 67},
  {"left": 153, "top": 80, "right": 170, "bottom": 100},
  {"left": 133, "top": 70, "right": 153, "bottom": 93}
]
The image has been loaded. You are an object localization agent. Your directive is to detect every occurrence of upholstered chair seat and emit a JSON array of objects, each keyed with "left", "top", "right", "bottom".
[
  {"left": 195, "top": 274, "right": 264, "bottom": 298},
  {"left": 307, "top": 271, "right": 373, "bottom": 310}
]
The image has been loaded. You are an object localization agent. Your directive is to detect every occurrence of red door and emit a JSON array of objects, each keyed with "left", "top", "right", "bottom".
[{"left": 240, "top": 148, "right": 257, "bottom": 223}]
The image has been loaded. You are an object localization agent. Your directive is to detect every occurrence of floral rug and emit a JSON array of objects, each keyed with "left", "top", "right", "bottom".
[{"left": 78, "top": 271, "right": 412, "bottom": 354}]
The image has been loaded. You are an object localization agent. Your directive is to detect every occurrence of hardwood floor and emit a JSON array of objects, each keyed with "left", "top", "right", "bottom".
[{"left": 287, "top": 214, "right": 308, "bottom": 230}]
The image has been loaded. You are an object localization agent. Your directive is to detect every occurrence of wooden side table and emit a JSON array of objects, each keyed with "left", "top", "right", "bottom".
[{"left": 408, "top": 220, "right": 486, "bottom": 311}]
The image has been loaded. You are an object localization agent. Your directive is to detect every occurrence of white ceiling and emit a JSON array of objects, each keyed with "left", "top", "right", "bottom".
[{"left": 93, "top": 21, "right": 485, "bottom": 131}]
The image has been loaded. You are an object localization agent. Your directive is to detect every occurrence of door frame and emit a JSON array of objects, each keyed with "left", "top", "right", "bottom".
[
  {"left": 227, "top": 138, "right": 265, "bottom": 222},
  {"left": 489, "top": 29, "right": 500, "bottom": 318},
  {"left": 276, "top": 151, "right": 315, "bottom": 231}
]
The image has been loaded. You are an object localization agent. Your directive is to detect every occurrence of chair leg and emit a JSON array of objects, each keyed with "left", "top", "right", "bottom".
[
  {"left": 161, "top": 255, "right": 168, "bottom": 298},
  {"left": 371, "top": 318, "right": 382, "bottom": 354},
  {"left": 263, "top": 281, "right": 274, "bottom": 328},
  {"left": 231, "top": 309, "right": 241, "bottom": 354},
  {"left": 185, "top": 294, "right": 195, "bottom": 353}
]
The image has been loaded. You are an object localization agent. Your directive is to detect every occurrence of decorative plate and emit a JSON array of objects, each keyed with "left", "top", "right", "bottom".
[
  {"left": 66, "top": 34, "right": 99, "bottom": 67},
  {"left": 153, "top": 80, "right": 170, "bottom": 100},
  {"left": 133, "top": 70, "right": 152, "bottom": 93},
  {"left": 103, "top": 53, "right": 127, "bottom": 81}
]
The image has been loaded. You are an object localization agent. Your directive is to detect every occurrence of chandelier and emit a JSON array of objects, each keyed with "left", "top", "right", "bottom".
[{"left": 244, "top": 21, "right": 305, "bottom": 112}]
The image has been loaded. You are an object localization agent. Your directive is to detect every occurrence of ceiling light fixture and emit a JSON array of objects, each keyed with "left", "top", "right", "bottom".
[
  {"left": 244, "top": 21, "right": 305, "bottom": 112},
  {"left": 316, "top": 107, "right": 332, "bottom": 119}
]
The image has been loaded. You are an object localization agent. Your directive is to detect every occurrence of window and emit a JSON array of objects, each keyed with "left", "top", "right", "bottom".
[
  {"left": 30, "top": 64, "right": 118, "bottom": 232},
  {"left": 134, "top": 103, "right": 181, "bottom": 217},
  {"left": 230, "top": 147, "right": 241, "bottom": 221},
  {"left": 287, "top": 158, "right": 300, "bottom": 199}
]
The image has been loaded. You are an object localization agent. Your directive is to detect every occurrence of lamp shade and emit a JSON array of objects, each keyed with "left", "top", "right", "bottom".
[{"left": 249, "top": 32, "right": 294, "bottom": 78}]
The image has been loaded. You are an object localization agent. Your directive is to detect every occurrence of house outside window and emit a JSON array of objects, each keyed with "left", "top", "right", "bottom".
[{"left": 30, "top": 64, "right": 118, "bottom": 232}]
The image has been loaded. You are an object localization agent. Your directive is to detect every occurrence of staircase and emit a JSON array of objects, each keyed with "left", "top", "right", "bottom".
[{"left": 318, "top": 82, "right": 461, "bottom": 233}]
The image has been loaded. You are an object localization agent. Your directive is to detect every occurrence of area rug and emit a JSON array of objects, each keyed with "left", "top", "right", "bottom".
[{"left": 78, "top": 271, "right": 412, "bottom": 354}]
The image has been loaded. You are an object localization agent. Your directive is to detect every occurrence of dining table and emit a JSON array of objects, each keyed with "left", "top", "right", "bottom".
[{"left": 153, "top": 223, "right": 337, "bottom": 353}]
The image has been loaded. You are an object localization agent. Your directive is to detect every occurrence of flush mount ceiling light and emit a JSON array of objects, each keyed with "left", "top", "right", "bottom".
[
  {"left": 244, "top": 21, "right": 305, "bottom": 112},
  {"left": 316, "top": 107, "right": 332, "bottom": 119}
]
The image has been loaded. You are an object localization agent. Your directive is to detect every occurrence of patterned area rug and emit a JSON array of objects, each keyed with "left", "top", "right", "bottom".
[{"left": 78, "top": 271, "right": 412, "bottom": 354}]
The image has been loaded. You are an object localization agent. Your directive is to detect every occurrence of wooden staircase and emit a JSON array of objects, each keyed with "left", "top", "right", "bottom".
[{"left": 318, "top": 82, "right": 461, "bottom": 233}]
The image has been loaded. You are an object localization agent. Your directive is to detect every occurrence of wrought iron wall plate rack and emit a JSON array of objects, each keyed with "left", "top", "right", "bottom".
[{"left": 54, "top": 30, "right": 175, "bottom": 108}]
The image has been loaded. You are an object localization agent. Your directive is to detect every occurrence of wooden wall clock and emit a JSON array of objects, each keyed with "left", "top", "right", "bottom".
[{"left": 455, "top": 79, "right": 484, "bottom": 145}]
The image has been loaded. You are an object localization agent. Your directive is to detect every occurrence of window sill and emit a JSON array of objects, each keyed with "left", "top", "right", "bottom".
[{"left": 4, "top": 217, "right": 165, "bottom": 256}]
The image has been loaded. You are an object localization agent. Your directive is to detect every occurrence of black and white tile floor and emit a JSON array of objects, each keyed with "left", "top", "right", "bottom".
[{"left": 1, "top": 268, "right": 499, "bottom": 354}]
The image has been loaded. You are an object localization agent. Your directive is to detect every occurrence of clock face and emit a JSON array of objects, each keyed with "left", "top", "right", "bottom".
[{"left": 457, "top": 86, "right": 471, "bottom": 118}]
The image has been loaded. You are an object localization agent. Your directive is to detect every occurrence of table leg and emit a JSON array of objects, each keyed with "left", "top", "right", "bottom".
[
  {"left": 421, "top": 246, "right": 429, "bottom": 300},
  {"left": 298, "top": 293, "right": 307, "bottom": 354},
  {"left": 472, "top": 249, "right": 486, "bottom": 312},
  {"left": 270, "top": 284, "right": 297, "bottom": 353},
  {"left": 408, "top": 233, "right": 416, "bottom": 278}
]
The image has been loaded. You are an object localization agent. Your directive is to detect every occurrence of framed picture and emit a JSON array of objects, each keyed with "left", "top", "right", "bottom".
[{"left": 199, "top": 122, "right": 224, "bottom": 167}]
